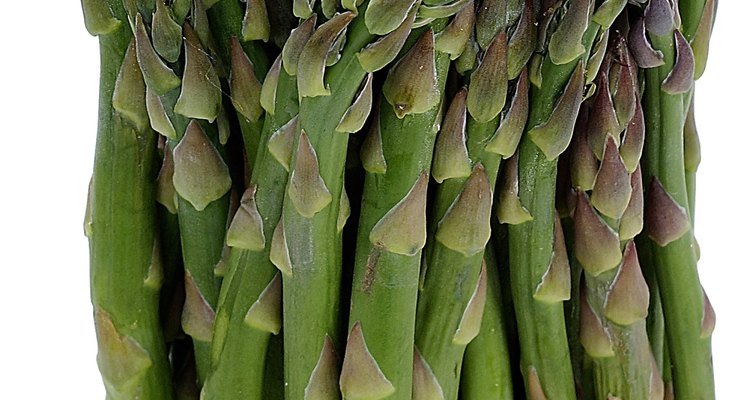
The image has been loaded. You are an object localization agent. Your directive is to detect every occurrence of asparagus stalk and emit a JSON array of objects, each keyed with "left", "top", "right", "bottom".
[
  {"left": 133, "top": 1, "right": 235, "bottom": 380},
  {"left": 506, "top": 1, "right": 604, "bottom": 397},
  {"left": 195, "top": 3, "right": 293, "bottom": 397},
  {"left": 279, "top": 7, "right": 374, "bottom": 399},
  {"left": 154, "top": 139, "right": 186, "bottom": 343},
  {"left": 639, "top": 0, "right": 716, "bottom": 397},
  {"left": 414, "top": 2, "right": 534, "bottom": 397},
  {"left": 567, "top": 26, "right": 661, "bottom": 399},
  {"left": 202, "top": 64, "right": 298, "bottom": 398},
  {"left": 83, "top": 0, "right": 174, "bottom": 398},
  {"left": 341, "top": 21, "right": 450, "bottom": 399},
  {"left": 460, "top": 242, "right": 515, "bottom": 399},
  {"left": 205, "top": 0, "right": 270, "bottom": 173}
]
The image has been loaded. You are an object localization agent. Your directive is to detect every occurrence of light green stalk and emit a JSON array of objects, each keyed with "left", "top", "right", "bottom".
[
  {"left": 84, "top": 1, "right": 174, "bottom": 398},
  {"left": 193, "top": 3, "right": 292, "bottom": 398},
  {"left": 414, "top": 2, "right": 531, "bottom": 398},
  {"left": 169, "top": 118, "right": 228, "bottom": 385},
  {"left": 342, "top": 25, "right": 450, "bottom": 399},
  {"left": 641, "top": 0, "right": 715, "bottom": 396},
  {"left": 507, "top": 3, "right": 602, "bottom": 397},
  {"left": 280, "top": 9, "right": 374, "bottom": 400},
  {"left": 460, "top": 244, "right": 514, "bottom": 399},
  {"left": 202, "top": 68, "right": 298, "bottom": 399}
]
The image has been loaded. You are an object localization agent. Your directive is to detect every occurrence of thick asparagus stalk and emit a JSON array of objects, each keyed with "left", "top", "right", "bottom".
[
  {"left": 639, "top": 0, "right": 716, "bottom": 397},
  {"left": 83, "top": 0, "right": 174, "bottom": 398},
  {"left": 279, "top": 7, "right": 374, "bottom": 399},
  {"left": 506, "top": 1, "right": 603, "bottom": 397},
  {"left": 341, "top": 24, "right": 450, "bottom": 399}
]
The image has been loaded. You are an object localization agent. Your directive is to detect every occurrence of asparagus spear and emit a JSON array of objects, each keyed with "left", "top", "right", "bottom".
[
  {"left": 460, "top": 242, "right": 515, "bottom": 399},
  {"left": 202, "top": 64, "right": 298, "bottom": 398},
  {"left": 506, "top": 1, "right": 604, "bottom": 397},
  {"left": 567, "top": 26, "right": 660, "bottom": 399},
  {"left": 133, "top": 1, "right": 234, "bottom": 380},
  {"left": 205, "top": 0, "right": 270, "bottom": 173},
  {"left": 340, "top": 22, "right": 450, "bottom": 399},
  {"left": 279, "top": 8, "right": 373, "bottom": 399},
  {"left": 639, "top": 0, "right": 716, "bottom": 397},
  {"left": 414, "top": 2, "right": 533, "bottom": 397},
  {"left": 83, "top": 1, "right": 174, "bottom": 398}
]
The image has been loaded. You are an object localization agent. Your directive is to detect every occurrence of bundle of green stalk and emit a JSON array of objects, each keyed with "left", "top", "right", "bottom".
[{"left": 82, "top": 0, "right": 718, "bottom": 399}]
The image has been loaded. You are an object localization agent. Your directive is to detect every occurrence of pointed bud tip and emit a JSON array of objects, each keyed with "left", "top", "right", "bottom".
[
  {"left": 645, "top": 177, "right": 691, "bottom": 247},
  {"left": 573, "top": 191, "right": 622, "bottom": 276},
  {"left": 369, "top": 173, "right": 429, "bottom": 256},
  {"left": 436, "top": 165, "right": 492, "bottom": 256},
  {"left": 288, "top": 131, "right": 333, "bottom": 218},
  {"left": 340, "top": 322, "right": 395, "bottom": 398},
  {"left": 172, "top": 121, "right": 232, "bottom": 211}
]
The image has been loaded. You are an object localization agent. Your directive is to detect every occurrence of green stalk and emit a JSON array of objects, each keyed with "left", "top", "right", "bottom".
[
  {"left": 415, "top": 114, "right": 501, "bottom": 400},
  {"left": 679, "top": 0, "right": 708, "bottom": 42},
  {"left": 176, "top": 145, "right": 228, "bottom": 384},
  {"left": 206, "top": 0, "right": 270, "bottom": 173},
  {"left": 571, "top": 33, "right": 656, "bottom": 398},
  {"left": 154, "top": 141, "right": 185, "bottom": 342},
  {"left": 86, "top": 1, "right": 174, "bottom": 398},
  {"left": 280, "top": 11, "right": 374, "bottom": 400},
  {"left": 202, "top": 70, "right": 298, "bottom": 400},
  {"left": 414, "top": 2, "right": 531, "bottom": 397},
  {"left": 342, "top": 27, "right": 449, "bottom": 399},
  {"left": 139, "top": 1, "right": 242, "bottom": 381},
  {"left": 163, "top": 93, "right": 228, "bottom": 383},
  {"left": 460, "top": 243, "right": 514, "bottom": 399},
  {"left": 207, "top": 0, "right": 270, "bottom": 74},
  {"left": 584, "top": 273, "right": 654, "bottom": 399},
  {"left": 507, "top": 14, "right": 600, "bottom": 400},
  {"left": 684, "top": 94, "right": 700, "bottom": 223},
  {"left": 561, "top": 218, "right": 585, "bottom": 393},
  {"left": 642, "top": 20, "right": 715, "bottom": 399}
]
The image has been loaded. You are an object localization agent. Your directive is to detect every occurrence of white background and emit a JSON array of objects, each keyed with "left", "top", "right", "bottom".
[{"left": 0, "top": 2, "right": 746, "bottom": 398}]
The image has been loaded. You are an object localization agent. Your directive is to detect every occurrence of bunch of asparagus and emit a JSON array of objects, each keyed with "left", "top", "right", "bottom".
[{"left": 83, "top": 0, "right": 717, "bottom": 399}]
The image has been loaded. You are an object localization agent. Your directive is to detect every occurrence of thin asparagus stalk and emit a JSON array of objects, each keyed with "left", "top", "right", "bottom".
[
  {"left": 201, "top": 64, "right": 299, "bottom": 398},
  {"left": 154, "top": 140, "right": 186, "bottom": 343},
  {"left": 135, "top": 2, "right": 234, "bottom": 380},
  {"left": 568, "top": 27, "right": 660, "bottom": 399},
  {"left": 205, "top": 0, "right": 270, "bottom": 173},
  {"left": 683, "top": 95, "right": 700, "bottom": 223},
  {"left": 506, "top": 1, "right": 604, "bottom": 397},
  {"left": 460, "top": 243, "right": 515, "bottom": 399},
  {"left": 560, "top": 119, "right": 586, "bottom": 395},
  {"left": 341, "top": 19, "right": 451, "bottom": 398},
  {"left": 414, "top": 2, "right": 534, "bottom": 396},
  {"left": 639, "top": 0, "right": 715, "bottom": 397},
  {"left": 83, "top": 0, "right": 174, "bottom": 398}
]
